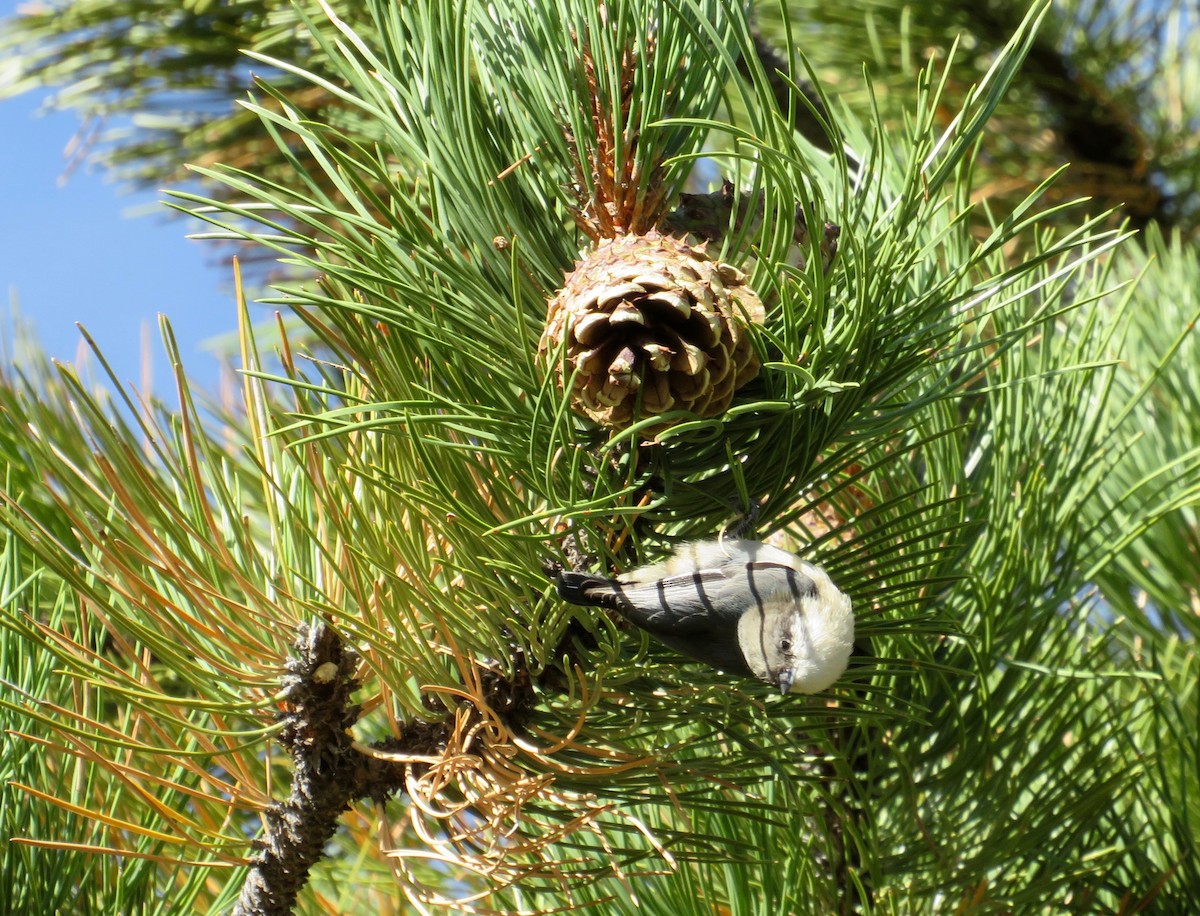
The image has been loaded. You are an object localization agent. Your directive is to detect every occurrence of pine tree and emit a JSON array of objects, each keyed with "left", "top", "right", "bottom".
[{"left": 2, "top": 1, "right": 1199, "bottom": 912}]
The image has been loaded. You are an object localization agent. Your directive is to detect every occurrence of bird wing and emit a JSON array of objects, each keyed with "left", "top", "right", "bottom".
[
  {"left": 555, "top": 557, "right": 817, "bottom": 635},
  {"left": 607, "top": 568, "right": 735, "bottom": 634},
  {"left": 617, "top": 559, "right": 814, "bottom": 634}
]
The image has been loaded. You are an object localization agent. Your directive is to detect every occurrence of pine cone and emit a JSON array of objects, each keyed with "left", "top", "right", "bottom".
[{"left": 540, "top": 231, "right": 765, "bottom": 431}]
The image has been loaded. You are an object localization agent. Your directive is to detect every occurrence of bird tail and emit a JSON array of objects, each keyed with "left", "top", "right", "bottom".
[{"left": 553, "top": 570, "right": 624, "bottom": 609}]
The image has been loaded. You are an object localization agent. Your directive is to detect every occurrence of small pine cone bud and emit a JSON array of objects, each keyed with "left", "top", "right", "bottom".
[
  {"left": 660, "top": 180, "right": 763, "bottom": 251},
  {"left": 540, "top": 231, "right": 765, "bottom": 430},
  {"left": 662, "top": 180, "right": 840, "bottom": 272}
]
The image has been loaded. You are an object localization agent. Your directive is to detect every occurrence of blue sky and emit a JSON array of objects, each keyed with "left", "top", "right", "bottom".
[{"left": 1, "top": 4, "right": 238, "bottom": 394}]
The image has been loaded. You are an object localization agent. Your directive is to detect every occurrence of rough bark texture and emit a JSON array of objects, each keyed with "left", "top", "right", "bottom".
[
  {"left": 232, "top": 622, "right": 541, "bottom": 915},
  {"left": 231, "top": 623, "right": 413, "bottom": 916}
]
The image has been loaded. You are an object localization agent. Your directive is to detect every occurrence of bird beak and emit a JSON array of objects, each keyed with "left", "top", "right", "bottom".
[{"left": 778, "top": 669, "right": 793, "bottom": 695}]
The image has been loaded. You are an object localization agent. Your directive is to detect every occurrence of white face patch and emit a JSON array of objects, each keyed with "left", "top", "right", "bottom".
[
  {"left": 736, "top": 599, "right": 795, "bottom": 684},
  {"left": 738, "top": 591, "right": 854, "bottom": 694},
  {"left": 785, "top": 611, "right": 812, "bottom": 658}
]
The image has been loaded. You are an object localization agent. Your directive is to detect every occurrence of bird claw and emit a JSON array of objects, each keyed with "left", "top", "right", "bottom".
[{"left": 723, "top": 499, "right": 763, "bottom": 540}]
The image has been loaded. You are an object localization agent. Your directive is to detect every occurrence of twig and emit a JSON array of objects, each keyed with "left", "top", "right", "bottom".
[
  {"left": 232, "top": 623, "right": 407, "bottom": 916},
  {"left": 232, "top": 622, "right": 544, "bottom": 915}
]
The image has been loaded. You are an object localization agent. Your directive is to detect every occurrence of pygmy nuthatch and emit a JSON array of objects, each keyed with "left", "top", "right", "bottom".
[{"left": 551, "top": 539, "right": 854, "bottom": 694}]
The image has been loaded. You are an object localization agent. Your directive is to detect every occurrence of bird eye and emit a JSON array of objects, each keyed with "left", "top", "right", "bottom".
[{"left": 780, "top": 638, "right": 792, "bottom": 652}]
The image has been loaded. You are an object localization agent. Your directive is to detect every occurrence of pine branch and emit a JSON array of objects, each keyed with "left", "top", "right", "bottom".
[
  {"left": 233, "top": 622, "right": 550, "bottom": 914},
  {"left": 741, "top": 27, "right": 832, "bottom": 151},
  {"left": 7, "top": 1, "right": 1199, "bottom": 910},
  {"left": 969, "top": 5, "right": 1164, "bottom": 226},
  {"left": 232, "top": 623, "right": 410, "bottom": 916}
]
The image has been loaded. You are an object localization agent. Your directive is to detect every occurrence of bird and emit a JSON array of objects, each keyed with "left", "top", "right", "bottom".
[{"left": 549, "top": 539, "right": 854, "bottom": 694}]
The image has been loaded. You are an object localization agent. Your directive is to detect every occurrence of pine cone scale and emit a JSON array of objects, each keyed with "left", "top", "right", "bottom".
[
  {"left": 596, "top": 282, "right": 648, "bottom": 309},
  {"left": 572, "top": 311, "right": 610, "bottom": 345}
]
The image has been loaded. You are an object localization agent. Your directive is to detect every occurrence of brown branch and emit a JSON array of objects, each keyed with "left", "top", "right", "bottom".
[
  {"left": 827, "top": 716, "right": 875, "bottom": 915},
  {"left": 232, "top": 622, "right": 547, "bottom": 916},
  {"left": 740, "top": 28, "right": 833, "bottom": 153},
  {"left": 230, "top": 624, "right": 423, "bottom": 915},
  {"left": 232, "top": 623, "right": 395, "bottom": 915},
  {"left": 969, "top": 6, "right": 1164, "bottom": 226}
]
